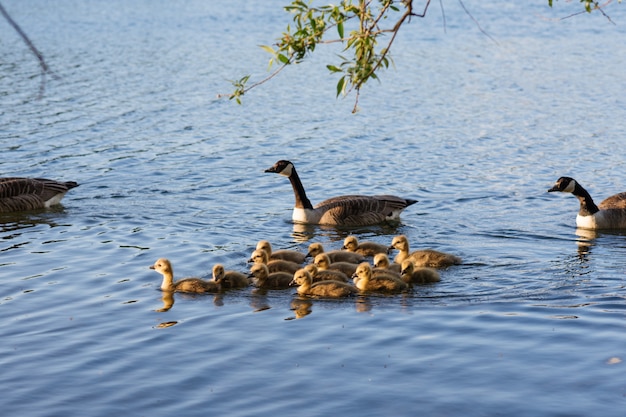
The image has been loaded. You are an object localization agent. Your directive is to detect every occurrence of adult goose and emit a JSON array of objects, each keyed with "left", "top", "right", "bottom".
[
  {"left": 548, "top": 177, "right": 626, "bottom": 230},
  {"left": 150, "top": 258, "right": 220, "bottom": 293},
  {"left": 0, "top": 177, "right": 78, "bottom": 213},
  {"left": 264, "top": 160, "right": 417, "bottom": 226}
]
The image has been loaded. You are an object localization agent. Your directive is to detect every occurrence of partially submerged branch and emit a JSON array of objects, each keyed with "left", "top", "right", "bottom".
[{"left": 0, "top": 1, "right": 57, "bottom": 97}]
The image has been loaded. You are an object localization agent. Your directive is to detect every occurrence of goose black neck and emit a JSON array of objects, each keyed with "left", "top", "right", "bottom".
[
  {"left": 573, "top": 182, "right": 599, "bottom": 216},
  {"left": 288, "top": 168, "right": 314, "bottom": 209}
]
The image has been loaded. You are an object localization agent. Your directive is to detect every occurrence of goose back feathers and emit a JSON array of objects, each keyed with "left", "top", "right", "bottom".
[
  {"left": 548, "top": 177, "right": 626, "bottom": 229},
  {"left": 0, "top": 177, "right": 78, "bottom": 213},
  {"left": 265, "top": 160, "right": 417, "bottom": 226}
]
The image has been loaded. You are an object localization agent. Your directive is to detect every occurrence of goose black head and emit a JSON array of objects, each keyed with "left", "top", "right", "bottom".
[
  {"left": 265, "top": 160, "right": 294, "bottom": 177},
  {"left": 548, "top": 177, "right": 576, "bottom": 193}
]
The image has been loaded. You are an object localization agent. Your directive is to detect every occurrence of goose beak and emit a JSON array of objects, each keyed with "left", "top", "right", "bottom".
[
  {"left": 547, "top": 185, "right": 559, "bottom": 192},
  {"left": 149, "top": 265, "right": 155, "bottom": 270},
  {"left": 265, "top": 166, "right": 278, "bottom": 173}
]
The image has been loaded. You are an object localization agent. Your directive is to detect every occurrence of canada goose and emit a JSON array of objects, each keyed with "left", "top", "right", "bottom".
[
  {"left": 306, "top": 242, "right": 365, "bottom": 264},
  {"left": 291, "top": 269, "right": 358, "bottom": 298},
  {"left": 304, "top": 264, "right": 350, "bottom": 283},
  {"left": 248, "top": 249, "right": 301, "bottom": 274},
  {"left": 150, "top": 258, "right": 220, "bottom": 293},
  {"left": 248, "top": 263, "right": 294, "bottom": 289},
  {"left": 548, "top": 176, "right": 626, "bottom": 230},
  {"left": 255, "top": 240, "right": 306, "bottom": 264},
  {"left": 351, "top": 262, "right": 408, "bottom": 293},
  {"left": 400, "top": 260, "right": 440, "bottom": 284},
  {"left": 0, "top": 177, "right": 78, "bottom": 213},
  {"left": 313, "top": 253, "right": 358, "bottom": 277},
  {"left": 373, "top": 253, "right": 402, "bottom": 274},
  {"left": 389, "top": 235, "right": 461, "bottom": 268},
  {"left": 211, "top": 264, "right": 250, "bottom": 289},
  {"left": 264, "top": 160, "right": 417, "bottom": 226},
  {"left": 342, "top": 236, "right": 389, "bottom": 256}
]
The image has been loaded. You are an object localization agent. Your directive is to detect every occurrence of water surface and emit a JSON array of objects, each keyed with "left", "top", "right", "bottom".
[{"left": 1, "top": 1, "right": 626, "bottom": 416}]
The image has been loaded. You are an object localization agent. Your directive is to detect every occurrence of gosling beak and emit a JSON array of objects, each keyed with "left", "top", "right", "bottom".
[{"left": 149, "top": 265, "right": 155, "bottom": 270}]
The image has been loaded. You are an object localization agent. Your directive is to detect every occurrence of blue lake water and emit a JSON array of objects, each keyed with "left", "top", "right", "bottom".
[{"left": 1, "top": 1, "right": 626, "bottom": 416}]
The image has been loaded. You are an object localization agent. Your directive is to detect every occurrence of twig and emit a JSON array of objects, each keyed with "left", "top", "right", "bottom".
[{"left": 0, "top": 1, "right": 57, "bottom": 97}]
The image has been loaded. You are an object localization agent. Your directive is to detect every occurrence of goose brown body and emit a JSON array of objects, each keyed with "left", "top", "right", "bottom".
[
  {"left": 150, "top": 258, "right": 220, "bottom": 293},
  {"left": 0, "top": 177, "right": 78, "bottom": 213},
  {"left": 265, "top": 160, "right": 417, "bottom": 226}
]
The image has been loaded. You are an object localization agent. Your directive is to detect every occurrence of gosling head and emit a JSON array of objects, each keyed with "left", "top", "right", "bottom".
[
  {"left": 352, "top": 262, "right": 372, "bottom": 280},
  {"left": 265, "top": 160, "right": 294, "bottom": 177},
  {"left": 248, "top": 249, "right": 269, "bottom": 264},
  {"left": 342, "top": 236, "right": 358, "bottom": 252},
  {"left": 212, "top": 264, "right": 225, "bottom": 281},
  {"left": 255, "top": 240, "right": 272, "bottom": 255},
  {"left": 291, "top": 268, "right": 313, "bottom": 287},
  {"left": 373, "top": 253, "right": 391, "bottom": 268},
  {"left": 390, "top": 235, "right": 409, "bottom": 251},
  {"left": 548, "top": 177, "right": 576, "bottom": 194},
  {"left": 248, "top": 263, "right": 270, "bottom": 279},
  {"left": 400, "top": 259, "right": 414, "bottom": 275},
  {"left": 314, "top": 253, "right": 331, "bottom": 269},
  {"left": 306, "top": 242, "right": 325, "bottom": 258},
  {"left": 150, "top": 258, "right": 172, "bottom": 275}
]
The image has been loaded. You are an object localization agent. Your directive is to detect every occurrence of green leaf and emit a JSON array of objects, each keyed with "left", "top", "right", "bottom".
[
  {"left": 337, "top": 21, "right": 344, "bottom": 39},
  {"left": 278, "top": 54, "right": 290, "bottom": 64},
  {"left": 336, "top": 76, "right": 346, "bottom": 97},
  {"left": 326, "top": 65, "right": 342, "bottom": 73},
  {"left": 259, "top": 45, "right": 277, "bottom": 56}
]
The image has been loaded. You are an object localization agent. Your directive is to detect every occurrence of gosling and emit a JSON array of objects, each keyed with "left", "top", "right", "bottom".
[
  {"left": 291, "top": 269, "right": 358, "bottom": 298},
  {"left": 150, "top": 258, "right": 220, "bottom": 293},
  {"left": 342, "top": 235, "right": 390, "bottom": 256},
  {"left": 248, "top": 249, "right": 301, "bottom": 274},
  {"left": 256, "top": 240, "right": 306, "bottom": 264},
  {"left": 314, "top": 253, "right": 358, "bottom": 277},
  {"left": 389, "top": 235, "right": 461, "bottom": 268},
  {"left": 400, "top": 260, "right": 440, "bottom": 284},
  {"left": 304, "top": 264, "right": 350, "bottom": 283},
  {"left": 248, "top": 263, "right": 293, "bottom": 289},
  {"left": 352, "top": 262, "right": 407, "bottom": 293},
  {"left": 212, "top": 264, "right": 250, "bottom": 289},
  {"left": 306, "top": 242, "right": 365, "bottom": 264}
]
